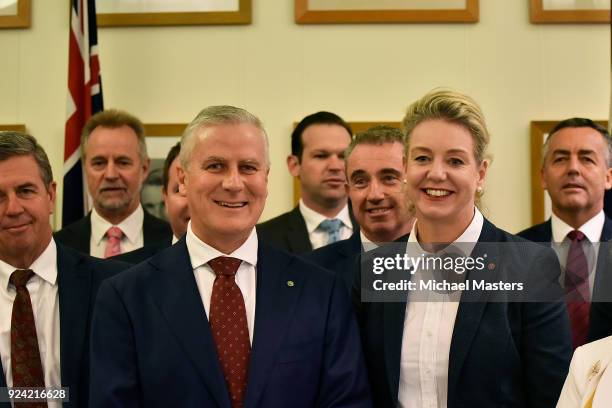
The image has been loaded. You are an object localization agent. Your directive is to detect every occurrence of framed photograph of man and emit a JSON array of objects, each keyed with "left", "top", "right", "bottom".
[{"left": 96, "top": 0, "right": 251, "bottom": 27}]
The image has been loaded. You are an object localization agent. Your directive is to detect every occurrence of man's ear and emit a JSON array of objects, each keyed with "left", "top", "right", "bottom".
[
  {"left": 177, "top": 165, "right": 187, "bottom": 195},
  {"left": 48, "top": 181, "right": 57, "bottom": 214},
  {"left": 540, "top": 168, "right": 548, "bottom": 190},
  {"left": 141, "top": 158, "right": 151, "bottom": 182},
  {"left": 287, "top": 155, "right": 300, "bottom": 178}
]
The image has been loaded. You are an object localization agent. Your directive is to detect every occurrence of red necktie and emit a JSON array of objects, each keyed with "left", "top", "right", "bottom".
[
  {"left": 208, "top": 257, "right": 250, "bottom": 408},
  {"left": 104, "top": 226, "right": 124, "bottom": 258},
  {"left": 10, "top": 269, "right": 47, "bottom": 408},
  {"left": 565, "top": 230, "right": 590, "bottom": 349}
]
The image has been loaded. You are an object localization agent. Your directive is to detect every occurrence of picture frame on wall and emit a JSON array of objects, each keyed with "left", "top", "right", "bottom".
[
  {"left": 292, "top": 121, "right": 401, "bottom": 205},
  {"left": 295, "top": 0, "right": 479, "bottom": 24},
  {"left": 141, "top": 124, "right": 186, "bottom": 221},
  {"left": 0, "top": 0, "right": 30, "bottom": 28},
  {"left": 530, "top": 0, "right": 610, "bottom": 23},
  {"left": 530, "top": 120, "right": 608, "bottom": 225},
  {"left": 96, "top": 0, "right": 251, "bottom": 27},
  {"left": 0, "top": 124, "right": 26, "bottom": 132}
]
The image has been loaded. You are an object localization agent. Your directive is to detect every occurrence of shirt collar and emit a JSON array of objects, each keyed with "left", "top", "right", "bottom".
[
  {"left": 551, "top": 210, "right": 605, "bottom": 243},
  {"left": 91, "top": 205, "right": 144, "bottom": 246},
  {"left": 408, "top": 207, "right": 484, "bottom": 257},
  {"left": 360, "top": 231, "right": 378, "bottom": 252},
  {"left": 0, "top": 237, "right": 57, "bottom": 291},
  {"left": 185, "top": 221, "right": 258, "bottom": 270},
  {"left": 299, "top": 199, "right": 352, "bottom": 234}
]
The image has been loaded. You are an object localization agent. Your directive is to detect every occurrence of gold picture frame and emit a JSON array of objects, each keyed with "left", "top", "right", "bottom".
[
  {"left": 97, "top": 0, "right": 251, "bottom": 27},
  {"left": 295, "top": 0, "right": 479, "bottom": 24},
  {"left": 530, "top": 0, "right": 610, "bottom": 23},
  {"left": 0, "top": 0, "right": 30, "bottom": 28},
  {"left": 530, "top": 120, "right": 608, "bottom": 225}
]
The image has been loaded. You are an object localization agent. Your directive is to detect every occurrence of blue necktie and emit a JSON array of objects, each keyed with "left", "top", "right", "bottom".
[{"left": 319, "top": 219, "right": 342, "bottom": 244}]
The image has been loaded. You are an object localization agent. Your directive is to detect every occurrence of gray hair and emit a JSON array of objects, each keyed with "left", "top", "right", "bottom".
[
  {"left": 345, "top": 125, "right": 405, "bottom": 160},
  {"left": 179, "top": 105, "right": 269, "bottom": 168},
  {"left": 0, "top": 131, "right": 54, "bottom": 188},
  {"left": 80, "top": 108, "right": 148, "bottom": 162}
]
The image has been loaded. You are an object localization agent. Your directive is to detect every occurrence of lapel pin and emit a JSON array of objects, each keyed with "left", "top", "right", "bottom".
[
  {"left": 287, "top": 280, "right": 295, "bottom": 287},
  {"left": 588, "top": 360, "right": 601, "bottom": 381}
]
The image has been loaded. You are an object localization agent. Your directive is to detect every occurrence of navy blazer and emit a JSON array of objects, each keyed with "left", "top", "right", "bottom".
[
  {"left": 355, "top": 219, "right": 572, "bottom": 408},
  {"left": 304, "top": 232, "right": 362, "bottom": 293},
  {"left": 0, "top": 243, "right": 129, "bottom": 408},
  {"left": 54, "top": 209, "right": 172, "bottom": 255},
  {"left": 517, "top": 216, "right": 612, "bottom": 342},
  {"left": 256, "top": 206, "right": 358, "bottom": 254},
  {"left": 89, "top": 239, "right": 372, "bottom": 408}
]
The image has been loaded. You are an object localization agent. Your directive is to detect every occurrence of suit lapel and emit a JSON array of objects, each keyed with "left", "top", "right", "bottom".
[
  {"left": 149, "top": 240, "right": 230, "bottom": 408},
  {"left": 244, "top": 245, "right": 302, "bottom": 407},
  {"left": 57, "top": 245, "right": 92, "bottom": 403},
  {"left": 448, "top": 220, "right": 500, "bottom": 400},
  {"left": 383, "top": 300, "right": 406, "bottom": 402},
  {"left": 286, "top": 207, "right": 312, "bottom": 253}
]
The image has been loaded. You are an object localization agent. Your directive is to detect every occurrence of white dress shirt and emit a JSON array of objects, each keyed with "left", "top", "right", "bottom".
[
  {"left": 299, "top": 199, "right": 353, "bottom": 250},
  {"left": 360, "top": 231, "right": 378, "bottom": 252},
  {"left": 0, "top": 238, "right": 61, "bottom": 408},
  {"left": 185, "top": 222, "right": 257, "bottom": 344},
  {"left": 90, "top": 205, "right": 145, "bottom": 258},
  {"left": 398, "top": 208, "right": 484, "bottom": 408},
  {"left": 551, "top": 210, "right": 605, "bottom": 296}
]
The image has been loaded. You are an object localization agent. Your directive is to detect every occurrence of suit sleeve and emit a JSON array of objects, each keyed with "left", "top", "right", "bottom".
[
  {"left": 317, "top": 273, "right": 372, "bottom": 408},
  {"left": 89, "top": 279, "right": 141, "bottom": 408},
  {"left": 522, "top": 250, "right": 573, "bottom": 408}
]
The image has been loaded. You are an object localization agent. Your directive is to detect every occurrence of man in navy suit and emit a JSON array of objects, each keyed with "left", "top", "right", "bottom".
[
  {"left": 518, "top": 118, "right": 612, "bottom": 344},
  {"left": 89, "top": 106, "right": 371, "bottom": 407},
  {"left": 0, "top": 131, "right": 128, "bottom": 408},
  {"left": 306, "top": 126, "right": 414, "bottom": 291}
]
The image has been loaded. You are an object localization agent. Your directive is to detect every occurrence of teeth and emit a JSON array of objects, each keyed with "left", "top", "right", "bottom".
[
  {"left": 369, "top": 208, "right": 389, "bottom": 213},
  {"left": 217, "top": 201, "right": 246, "bottom": 208},
  {"left": 426, "top": 189, "right": 450, "bottom": 197}
]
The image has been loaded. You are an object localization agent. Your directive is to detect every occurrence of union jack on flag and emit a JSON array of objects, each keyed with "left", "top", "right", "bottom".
[{"left": 62, "top": 0, "right": 103, "bottom": 227}]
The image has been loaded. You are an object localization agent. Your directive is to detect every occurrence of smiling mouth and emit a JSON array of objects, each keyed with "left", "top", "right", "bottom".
[
  {"left": 562, "top": 184, "right": 584, "bottom": 190},
  {"left": 3, "top": 222, "right": 30, "bottom": 232},
  {"left": 424, "top": 189, "right": 451, "bottom": 197},
  {"left": 367, "top": 207, "right": 391, "bottom": 215},
  {"left": 214, "top": 200, "right": 247, "bottom": 208}
]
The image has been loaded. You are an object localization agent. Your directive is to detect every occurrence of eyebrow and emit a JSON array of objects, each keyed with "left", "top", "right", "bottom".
[
  {"left": 349, "top": 169, "right": 369, "bottom": 180},
  {"left": 551, "top": 149, "right": 597, "bottom": 156},
  {"left": 410, "top": 146, "right": 469, "bottom": 155}
]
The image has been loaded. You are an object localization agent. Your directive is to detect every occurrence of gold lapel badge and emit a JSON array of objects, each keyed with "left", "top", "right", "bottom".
[
  {"left": 588, "top": 360, "right": 601, "bottom": 381},
  {"left": 287, "top": 280, "right": 295, "bottom": 287}
]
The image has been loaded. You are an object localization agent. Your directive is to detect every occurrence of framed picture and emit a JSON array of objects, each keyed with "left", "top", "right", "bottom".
[
  {"left": 141, "top": 124, "right": 186, "bottom": 221},
  {"left": 0, "top": 124, "right": 26, "bottom": 132},
  {"left": 293, "top": 121, "right": 401, "bottom": 205},
  {"left": 530, "top": 120, "right": 608, "bottom": 225},
  {"left": 530, "top": 0, "right": 610, "bottom": 23},
  {"left": 295, "top": 0, "right": 479, "bottom": 24},
  {"left": 97, "top": 0, "right": 251, "bottom": 27},
  {"left": 0, "top": 0, "right": 30, "bottom": 28}
]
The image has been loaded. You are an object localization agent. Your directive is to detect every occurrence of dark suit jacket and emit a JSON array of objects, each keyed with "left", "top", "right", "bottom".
[
  {"left": 356, "top": 219, "right": 572, "bottom": 408},
  {"left": 54, "top": 208, "right": 172, "bottom": 256},
  {"left": 89, "top": 239, "right": 372, "bottom": 408},
  {"left": 0, "top": 243, "right": 129, "bottom": 408},
  {"left": 256, "top": 205, "right": 358, "bottom": 254},
  {"left": 304, "top": 232, "right": 362, "bottom": 293},
  {"left": 111, "top": 236, "right": 172, "bottom": 264},
  {"left": 517, "top": 216, "right": 612, "bottom": 342}
]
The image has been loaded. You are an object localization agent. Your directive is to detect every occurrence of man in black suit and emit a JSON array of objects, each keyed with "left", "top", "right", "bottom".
[
  {"left": 54, "top": 109, "right": 171, "bottom": 258},
  {"left": 89, "top": 105, "right": 371, "bottom": 407},
  {"left": 306, "top": 126, "right": 414, "bottom": 291},
  {"left": 0, "top": 131, "right": 128, "bottom": 408},
  {"left": 518, "top": 118, "right": 612, "bottom": 345},
  {"left": 257, "top": 111, "right": 357, "bottom": 253}
]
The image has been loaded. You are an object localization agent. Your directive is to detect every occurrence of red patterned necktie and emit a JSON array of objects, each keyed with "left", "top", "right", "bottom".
[
  {"left": 10, "top": 269, "right": 47, "bottom": 408},
  {"left": 104, "top": 226, "right": 124, "bottom": 258},
  {"left": 565, "top": 230, "right": 590, "bottom": 349},
  {"left": 208, "top": 257, "right": 250, "bottom": 408}
]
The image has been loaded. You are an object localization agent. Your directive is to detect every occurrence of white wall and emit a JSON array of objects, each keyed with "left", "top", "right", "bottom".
[{"left": 0, "top": 1, "right": 609, "bottom": 232}]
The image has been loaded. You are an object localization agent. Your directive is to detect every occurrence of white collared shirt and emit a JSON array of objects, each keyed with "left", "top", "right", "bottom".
[
  {"left": 90, "top": 205, "right": 145, "bottom": 258},
  {"left": 398, "top": 208, "right": 484, "bottom": 408},
  {"left": 299, "top": 199, "right": 353, "bottom": 250},
  {"left": 186, "top": 222, "right": 257, "bottom": 344},
  {"left": 360, "top": 231, "right": 378, "bottom": 252},
  {"left": 0, "top": 238, "right": 61, "bottom": 408},
  {"left": 550, "top": 210, "right": 605, "bottom": 296}
]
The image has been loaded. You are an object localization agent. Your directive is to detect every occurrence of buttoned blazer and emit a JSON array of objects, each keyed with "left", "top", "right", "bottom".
[
  {"left": 0, "top": 244, "right": 129, "bottom": 408},
  {"left": 89, "top": 238, "right": 372, "bottom": 408},
  {"left": 355, "top": 219, "right": 573, "bottom": 408},
  {"left": 517, "top": 216, "right": 612, "bottom": 342},
  {"left": 53, "top": 209, "right": 172, "bottom": 256}
]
